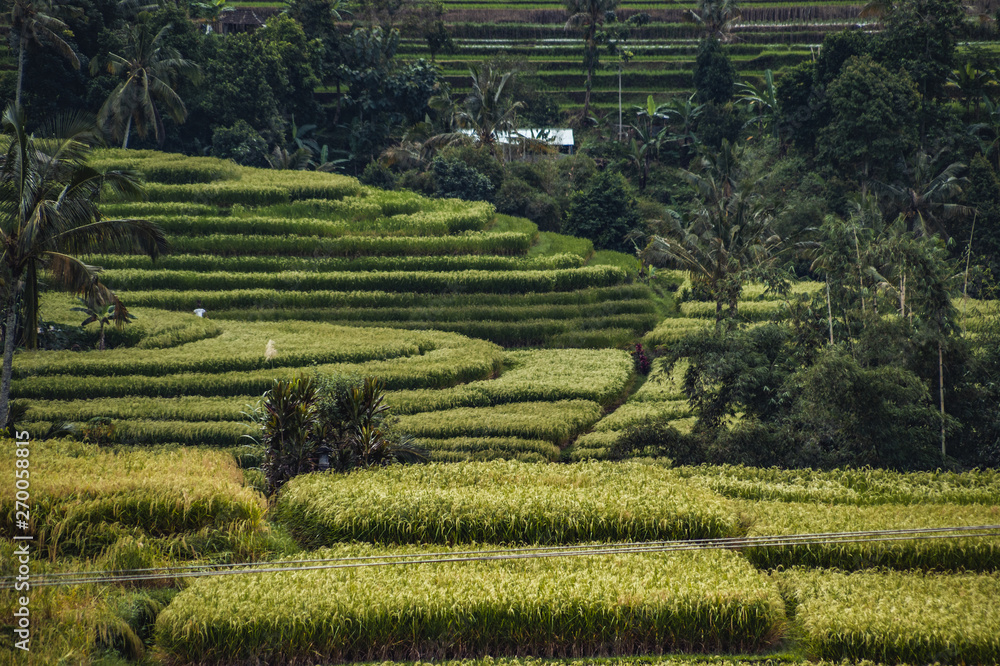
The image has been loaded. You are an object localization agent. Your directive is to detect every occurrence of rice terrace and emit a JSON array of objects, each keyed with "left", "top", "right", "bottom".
[{"left": 2, "top": 0, "right": 1000, "bottom": 664}]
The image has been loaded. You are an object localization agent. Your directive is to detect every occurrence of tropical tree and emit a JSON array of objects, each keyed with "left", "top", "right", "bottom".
[
  {"left": 658, "top": 92, "right": 704, "bottom": 163},
  {"left": 947, "top": 63, "right": 992, "bottom": 115},
  {"left": 642, "top": 141, "right": 786, "bottom": 323},
  {"left": 94, "top": 24, "right": 202, "bottom": 148},
  {"left": 873, "top": 151, "right": 972, "bottom": 238},
  {"left": 685, "top": 0, "right": 741, "bottom": 41},
  {"left": 426, "top": 64, "right": 530, "bottom": 160},
  {"left": 736, "top": 70, "right": 780, "bottom": 140},
  {"left": 71, "top": 293, "right": 135, "bottom": 351},
  {"left": 456, "top": 64, "right": 524, "bottom": 154},
  {"left": 564, "top": 0, "right": 620, "bottom": 121},
  {"left": 0, "top": 105, "right": 168, "bottom": 426},
  {"left": 973, "top": 94, "right": 1000, "bottom": 171},
  {"left": 10, "top": 0, "right": 81, "bottom": 109}
]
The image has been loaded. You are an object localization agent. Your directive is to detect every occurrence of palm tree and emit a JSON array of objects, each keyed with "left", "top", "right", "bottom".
[
  {"left": 873, "top": 152, "right": 973, "bottom": 238},
  {"left": 10, "top": 0, "right": 81, "bottom": 109},
  {"left": 426, "top": 64, "right": 530, "bottom": 160},
  {"left": 973, "top": 95, "right": 1000, "bottom": 170},
  {"left": 658, "top": 92, "right": 704, "bottom": 163},
  {"left": 71, "top": 292, "right": 135, "bottom": 351},
  {"left": 0, "top": 105, "right": 168, "bottom": 426},
  {"left": 94, "top": 24, "right": 202, "bottom": 148},
  {"left": 686, "top": 0, "right": 741, "bottom": 41},
  {"left": 642, "top": 141, "right": 785, "bottom": 323},
  {"left": 735, "top": 70, "right": 780, "bottom": 140},
  {"left": 947, "top": 63, "right": 992, "bottom": 116},
  {"left": 564, "top": 0, "right": 620, "bottom": 121}
]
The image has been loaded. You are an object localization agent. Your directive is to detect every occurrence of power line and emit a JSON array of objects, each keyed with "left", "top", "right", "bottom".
[{"left": 3, "top": 525, "right": 997, "bottom": 590}]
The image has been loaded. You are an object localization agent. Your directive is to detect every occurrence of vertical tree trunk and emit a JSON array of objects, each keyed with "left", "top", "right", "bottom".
[
  {"left": 582, "top": 25, "right": 596, "bottom": 121},
  {"left": 826, "top": 278, "right": 834, "bottom": 345},
  {"left": 939, "top": 341, "right": 946, "bottom": 460},
  {"left": 122, "top": 116, "right": 133, "bottom": 149},
  {"left": 15, "top": 32, "right": 27, "bottom": 110},
  {"left": 99, "top": 322, "right": 106, "bottom": 351},
  {"left": 0, "top": 287, "right": 20, "bottom": 428},
  {"left": 23, "top": 262, "right": 37, "bottom": 350},
  {"left": 962, "top": 212, "right": 977, "bottom": 331}
]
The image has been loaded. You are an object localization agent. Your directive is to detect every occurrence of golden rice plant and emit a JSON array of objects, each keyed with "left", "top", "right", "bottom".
[
  {"left": 741, "top": 500, "right": 1000, "bottom": 571},
  {"left": 156, "top": 545, "right": 784, "bottom": 663},
  {"left": 0, "top": 440, "right": 266, "bottom": 558},
  {"left": 678, "top": 464, "right": 1000, "bottom": 506},
  {"left": 391, "top": 349, "right": 634, "bottom": 413},
  {"left": 782, "top": 568, "right": 1000, "bottom": 664},
  {"left": 395, "top": 400, "right": 602, "bottom": 445},
  {"left": 272, "top": 460, "right": 741, "bottom": 547}
]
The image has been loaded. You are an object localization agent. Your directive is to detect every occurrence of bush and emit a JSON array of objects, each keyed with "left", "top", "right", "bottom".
[
  {"left": 432, "top": 156, "right": 495, "bottom": 202},
  {"left": 250, "top": 374, "right": 425, "bottom": 494},
  {"left": 693, "top": 38, "right": 736, "bottom": 104},
  {"left": 211, "top": 120, "right": 269, "bottom": 168},
  {"left": 359, "top": 160, "right": 396, "bottom": 189},
  {"left": 610, "top": 422, "right": 706, "bottom": 465},
  {"left": 564, "top": 170, "right": 640, "bottom": 253}
]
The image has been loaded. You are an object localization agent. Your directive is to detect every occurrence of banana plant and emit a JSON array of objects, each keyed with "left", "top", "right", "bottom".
[
  {"left": 735, "top": 70, "right": 779, "bottom": 140},
  {"left": 71, "top": 294, "right": 136, "bottom": 351}
]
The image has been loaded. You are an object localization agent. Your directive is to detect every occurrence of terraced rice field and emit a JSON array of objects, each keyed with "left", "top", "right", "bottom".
[{"left": 16, "top": 150, "right": 660, "bottom": 461}]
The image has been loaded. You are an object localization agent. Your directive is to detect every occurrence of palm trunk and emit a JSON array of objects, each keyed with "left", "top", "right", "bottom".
[
  {"left": 15, "top": 31, "right": 27, "bottom": 109},
  {"left": 122, "top": 116, "right": 133, "bottom": 149},
  {"left": 826, "top": 278, "right": 834, "bottom": 345},
  {"left": 962, "top": 212, "right": 977, "bottom": 331},
  {"left": 1, "top": 287, "right": 20, "bottom": 428},
  {"left": 939, "top": 341, "right": 946, "bottom": 460},
  {"left": 99, "top": 322, "right": 106, "bottom": 351},
  {"left": 23, "top": 262, "right": 37, "bottom": 350},
  {"left": 582, "top": 28, "right": 596, "bottom": 121}
]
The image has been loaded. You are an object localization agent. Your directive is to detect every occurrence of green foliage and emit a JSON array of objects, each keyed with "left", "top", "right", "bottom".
[
  {"left": 0, "top": 440, "right": 266, "bottom": 558},
  {"left": 156, "top": 546, "right": 783, "bottom": 663},
  {"left": 679, "top": 464, "right": 1000, "bottom": 506},
  {"left": 782, "top": 569, "right": 1000, "bottom": 663},
  {"left": 211, "top": 120, "right": 269, "bottom": 168},
  {"left": 396, "top": 400, "right": 602, "bottom": 445},
  {"left": 273, "top": 460, "right": 741, "bottom": 547},
  {"left": 433, "top": 155, "right": 495, "bottom": 202},
  {"left": 419, "top": 436, "right": 561, "bottom": 462},
  {"left": 391, "top": 348, "right": 634, "bottom": 412},
  {"left": 693, "top": 38, "right": 735, "bottom": 105},
  {"left": 88, "top": 252, "right": 585, "bottom": 273},
  {"left": 359, "top": 160, "right": 396, "bottom": 189},
  {"left": 101, "top": 266, "right": 625, "bottom": 294},
  {"left": 14, "top": 332, "right": 504, "bottom": 399},
  {"left": 564, "top": 170, "right": 640, "bottom": 253},
  {"left": 817, "top": 56, "right": 919, "bottom": 183},
  {"left": 166, "top": 231, "right": 532, "bottom": 257}
]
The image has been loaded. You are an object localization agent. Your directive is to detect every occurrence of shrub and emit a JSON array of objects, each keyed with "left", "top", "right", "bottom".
[
  {"left": 251, "top": 374, "right": 425, "bottom": 495},
  {"left": 432, "top": 155, "right": 495, "bottom": 202},
  {"left": 611, "top": 422, "right": 706, "bottom": 466},
  {"left": 564, "top": 170, "right": 640, "bottom": 253},
  {"left": 359, "top": 160, "right": 396, "bottom": 189},
  {"left": 211, "top": 120, "right": 269, "bottom": 168}
]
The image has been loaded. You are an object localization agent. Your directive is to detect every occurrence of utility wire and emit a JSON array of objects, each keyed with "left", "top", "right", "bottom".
[
  {"left": 3, "top": 525, "right": 997, "bottom": 590},
  {"left": 10, "top": 524, "right": 998, "bottom": 582}
]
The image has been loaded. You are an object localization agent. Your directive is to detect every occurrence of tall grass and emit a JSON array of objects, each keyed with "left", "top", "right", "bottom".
[
  {"left": 273, "top": 460, "right": 741, "bottom": 547},
  {"left": 156, "top": 546, "right": 784, "bottom": 663},
  {"left": 0, "top": 440, "right": 266, "bottom": 559},
  {"left": 782, "top": 569, "right": 1000, "bottom": 664}
]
